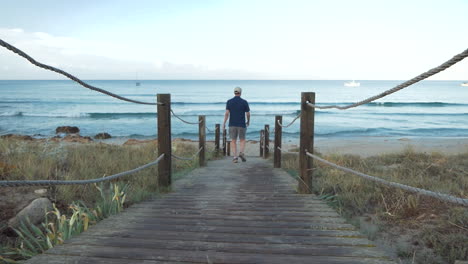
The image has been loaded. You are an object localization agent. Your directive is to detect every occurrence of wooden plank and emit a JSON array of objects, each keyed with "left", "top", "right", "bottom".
[
  {"left": 215, "top": 123, "right": 220, "bottom": 153},
  {"left": 79, "top": 217, "right": 354, "bottom": 230},
  {"left": 264, "top": 124, "right": 270, "bottom": 158},
  {"left": 299, "top": 92, "right": 315, "bottom": 194},
  {"left": 64, "top": 236, "right": 388, "bottom": 258},
  {"left": 274, "top": 115, "right": 282, "bottom": 168},
  {"left": 157, "top": 94, "right": 171, "bottom": 187},
  {"left": 25, "top": 157, "right": 395, "bottom": 264},
  {"left": 198, "top": 115, "right": 206, "bottom": 167},
  {"left": 79, "top": 228, "right": 368, "bottom": 243},
  {"left": 222, "top": 128, "right": 227, "bottom": 155},
  {"left": 43, "top": 244, "right": 394, "bottom": 264}
]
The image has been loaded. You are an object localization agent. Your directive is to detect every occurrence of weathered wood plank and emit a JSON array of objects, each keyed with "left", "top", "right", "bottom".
[
  {"left": 24, "top": 157, "right": 395, "bottom": 264},
  {"left": 63, "top": 237, "right": 388, "bottom": 258},
  {"left": 77, "top": 225, "right": 371, "bottom": 239},
  {"left": 43, "top": 245, "right": 394, "bottom": 264}
]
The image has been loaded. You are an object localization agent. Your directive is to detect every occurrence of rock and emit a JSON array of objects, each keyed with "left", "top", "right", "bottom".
[
  {"left": 62, "top": 134, "right": 93, "bottom": 143},
  {"left": 34, "top": 189, "right": 48, "bottom": 197},
  {"left": 0, "top": 134, "right": 33, "bottom": 141},
  {"left": 0, "top": 187, "right": 38, "bottom": 221},
  {"left": 55, "top": 126, "right": 80, "bottom": 134},
  {"left": 94, "top": 133, "right": 112, "bottom": 139},
  {"left": 8, "top": 198, "right": 53, "bottom": 229}
]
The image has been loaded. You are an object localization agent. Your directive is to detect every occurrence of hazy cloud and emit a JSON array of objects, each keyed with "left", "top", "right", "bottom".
[{"left": 0, "top": 28, "right": 263, "bottom": 80}]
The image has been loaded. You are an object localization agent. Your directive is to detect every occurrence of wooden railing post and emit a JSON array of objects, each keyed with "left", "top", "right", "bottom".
[
  {"left": 227, "top": 137, "right": 231, "bottom": 156},
  {"left": 274, "top": 116, "right": 282, "bottom": 168},
  {"left": 215, "top": 124, "right": 220, "bottom": 155},
  {"left": 157, "top": 94, "right": 171, "bottom": 188},
  {"left": 259, "top": 129, "right": 264, "bottom": 157},
  {"left": 199, "top": 115, "right": 206, "bottom": 167},
  {"left": 222, "top": 128, "right": 227, "bottom": 156},
  {"left": 299, "top": 92, "right": 315, "bottom": 194},
  {"left": 264, "top": 124, "right": 270, "bottom": 159}
]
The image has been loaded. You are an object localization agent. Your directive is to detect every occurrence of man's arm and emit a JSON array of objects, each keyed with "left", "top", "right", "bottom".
[
  {"left": 223, "top": 110, "right": 230, "bottom": 129},
  {"left": 246, "top": 112, "right": 250, "bottom": 127}
]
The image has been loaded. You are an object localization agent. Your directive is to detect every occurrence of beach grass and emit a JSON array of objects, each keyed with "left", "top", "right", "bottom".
[
  {"left": 0, "top": 138, "right": 214, "bottom": 262},
  {"left": 0, "top": 138, "right": 209, "bottom": 204},
  {"left": 282, "top": 147, "right": 468, "bottom": 264}
]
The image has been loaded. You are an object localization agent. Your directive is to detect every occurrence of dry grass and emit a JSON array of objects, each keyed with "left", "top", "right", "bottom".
[
  {"left": 0, "top": 138, "right": 209, "bottom": 206},
  {"left": 282, "top": 147, "right": 468, "bottom": 264},
  {"left": 0, "top": 138, "right": 214, "bottom": 262}
]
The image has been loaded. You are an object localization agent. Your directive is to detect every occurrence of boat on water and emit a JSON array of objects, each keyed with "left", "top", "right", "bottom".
[
  {"left": 461, "top": 82, "right": 468, "bottom": 87},
  {"left": 344, "top": 80, "right": 360, "bottom": 87},
  {"left": 135, "top": 72, "right": 141, "bottom": 86}
]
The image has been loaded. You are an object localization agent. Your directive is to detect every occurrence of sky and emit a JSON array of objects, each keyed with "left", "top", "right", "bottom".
[{"left": 0, "top": 0, "right": 467, "bottom": 80}]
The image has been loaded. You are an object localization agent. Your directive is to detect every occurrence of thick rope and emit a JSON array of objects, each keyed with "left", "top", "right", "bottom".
[
  {"left": 171, "top": 147, "right": 204, "bottom": 161},
  {"left": 205, "top": 126, "right": 213, "bottom": 133},
  {"left": 170, "top": 109, "right": 202, "bottom": 125},
  {"left": 0, "top": 154, "right": 164, "bottom": 187},
  {"left": 0, "top": 39, "right": 159, "bottom": 105},
  {"left": 305, "top": 151, "right": 468, "bottom": 206},
  {"left": 307, "top": 48, "right": 468, "bottom": 110},
  {"left": 277, "top": 113, "right": 301, "bottom": 128},
  {"left": 277, "top": 146, "right": 300, "bottom": 155}
]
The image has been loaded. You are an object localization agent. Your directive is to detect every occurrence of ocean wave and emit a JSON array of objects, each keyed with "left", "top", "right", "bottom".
[{"left": 0, "top": 111, "right": 23, "bottom": 117}]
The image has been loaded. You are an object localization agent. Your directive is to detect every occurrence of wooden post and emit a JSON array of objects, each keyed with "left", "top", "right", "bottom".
[
  {"left": 157, "top": 94, "right": 171, "bottom": 188},
  {"left": 215, "top": 124, "right": 220, "bottom": 155},
  {"left": 299, "top": 92, "right": 315, "bottom": 194},
  {"left": 259, "top": 129, "right": 264, "bottom": 157},
  {"left": 264, "top": 124, "right": 270, "bottom": 159},
  {"left": 198, "top": 115, "right": 206, "bottom": 167},
  {"left": 227, "top": 137, "right": 231, "bottom": 156},
  {"left": 222, "top": 128, "right": 227, "bottom": 156},
  {"left": 274, "top": 116, "right": 282, "bottom": 168}
]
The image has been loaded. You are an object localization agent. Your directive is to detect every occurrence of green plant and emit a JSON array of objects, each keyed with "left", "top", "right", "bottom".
[{"left": 7, "top": 183, "right": 130, "bottom": 261}]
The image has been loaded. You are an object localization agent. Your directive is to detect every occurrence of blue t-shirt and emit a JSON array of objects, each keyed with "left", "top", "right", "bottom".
[{"left": 226, "top": 96, "right": 250, "bottom": 128}]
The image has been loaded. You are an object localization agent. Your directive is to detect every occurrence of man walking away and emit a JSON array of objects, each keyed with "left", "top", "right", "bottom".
[{"left": 223, "top": 87, "right": 250, "bottom": 163}]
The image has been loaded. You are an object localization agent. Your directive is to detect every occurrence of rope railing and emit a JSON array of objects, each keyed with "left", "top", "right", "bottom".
[
  {"left": 277, "top": 146, "right": 299, "bottom": 155},
  {"left": 306, "top": 48, "right": 468, "bottom": 110},
  {"left": 171, "top": 147, "right": 204, "bottom": 161},
  {"left": 0, "top": 39, "right": 160, "bottom": 106},
  {"left": 0, "top": 154, "right": 165, "bottom": 187},
  {"left": 170, "top": 109, "right": 202, "bottom": 125},
  {"left": 205, "top": 126, "right": 213, "bottom": 133},
  {"left": 305, "top": 151, "right": 468, "bottom": 206},
  {"left": 277, "top": 113, "right": 301, "bottom": 128}
]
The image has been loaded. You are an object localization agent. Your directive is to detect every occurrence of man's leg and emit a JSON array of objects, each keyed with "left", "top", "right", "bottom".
[
  {"left": 238, "top": 127, "right": 247, "bottom": 162},
  {"left": 231, "top": 139, "right": 237, "bottom": 157},
  {"left": 229, "top": 127, "right": 239, "bottom": 162},
  {"left": 240, "top": 139, "right": 246, "bottom": 154}
]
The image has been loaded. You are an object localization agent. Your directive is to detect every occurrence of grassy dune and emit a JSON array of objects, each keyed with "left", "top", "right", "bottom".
[
  {"left": 282, "top": 147, "right": 468, "bottom": 264},
  {"left": 0, "top": 138, "right": 213, "bottom": 262}
]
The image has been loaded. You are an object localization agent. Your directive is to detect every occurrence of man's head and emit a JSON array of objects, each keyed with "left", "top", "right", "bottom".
[{"left": 234, "top": 87, "right": 242, "bottom": 96}]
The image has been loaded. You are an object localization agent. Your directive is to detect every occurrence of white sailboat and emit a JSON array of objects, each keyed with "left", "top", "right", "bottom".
[
  {"left": 344, "top": 80, "right": 360, "bottom": 87},
  {"left": 135, "top": 73, "right": 141, "bottom": 86}
]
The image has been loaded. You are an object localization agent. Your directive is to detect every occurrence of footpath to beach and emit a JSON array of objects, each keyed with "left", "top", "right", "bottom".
[{"left": 25, "top": 157, "right": 395, "bottom": 264}]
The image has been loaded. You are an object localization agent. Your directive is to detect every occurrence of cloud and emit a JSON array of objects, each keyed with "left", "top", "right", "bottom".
[{"left": 0, "top": 28, "right": 262, "bottom": 80}]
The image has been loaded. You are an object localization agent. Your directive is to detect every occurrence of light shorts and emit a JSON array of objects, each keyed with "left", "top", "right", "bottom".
[{"left": 229, "top": 126, "right": 247, "bottom": 140}]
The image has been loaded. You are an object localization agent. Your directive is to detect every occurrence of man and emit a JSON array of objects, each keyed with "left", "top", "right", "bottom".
[{"left": 223, "top": 87, "right": 250, "bottom": 163}]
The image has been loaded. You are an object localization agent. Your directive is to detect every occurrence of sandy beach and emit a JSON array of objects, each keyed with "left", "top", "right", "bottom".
[{"left": 167, "top": 136, "right": 468, "bottom": 158}]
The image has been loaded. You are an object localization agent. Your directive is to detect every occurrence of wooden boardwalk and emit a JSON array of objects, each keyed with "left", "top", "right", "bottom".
[{"left": 26, "top": 157, "right": 395, "bottom": 264}]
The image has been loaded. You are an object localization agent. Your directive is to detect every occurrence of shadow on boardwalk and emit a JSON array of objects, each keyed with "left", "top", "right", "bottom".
[{"left": 26, "top": 157, "right": 395, "bottom": 264}]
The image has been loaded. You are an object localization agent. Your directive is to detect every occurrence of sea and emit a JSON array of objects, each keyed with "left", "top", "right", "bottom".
[{"left": 1, "top": 80, "right": 468, "bottom": 142}]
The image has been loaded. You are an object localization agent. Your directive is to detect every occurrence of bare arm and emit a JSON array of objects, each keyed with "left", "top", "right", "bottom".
[
  {"left": 246, "top": 112, "right": 250, "bottom": 127},
  {"left": 223, "top": 110, "right": 229, "bottom": 129}
]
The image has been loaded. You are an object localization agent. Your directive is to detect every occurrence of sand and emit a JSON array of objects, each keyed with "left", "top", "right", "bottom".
[
  {"left": 220, "top": 137, "right": 468, "bottom": 157},
  {"left": 96, "top": 136, "right": 468, "bottom": 158}
]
